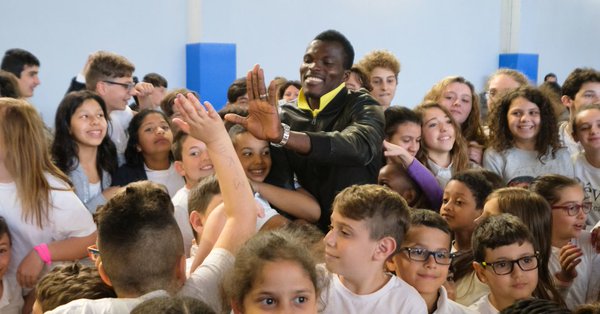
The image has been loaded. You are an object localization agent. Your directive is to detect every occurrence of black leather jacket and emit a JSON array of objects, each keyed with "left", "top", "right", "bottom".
[{"left": 266, "top": 88, "right": 384, "bottom": 231}]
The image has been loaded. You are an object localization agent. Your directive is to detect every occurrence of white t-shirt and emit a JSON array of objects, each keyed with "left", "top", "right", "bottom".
[
  {"left": 172, "top": 187, "right": 194, "bottom": 257},
  {"left": 48, "top": 289, "right": 169, "bottom": 313},
  {"left": 483, "top": 146, "right": 574, "bottom": 186},
  {"left": 0, "top": 174, "right": 96, "bottom": 276},
  {"left": 319, "top": 266, "right": 427, "bottom": 314},
  {"left": 0, "top": 275, "right": 23, "bottom": 314},
  {"left": 468, "top": 294, "right": 499, "bottom": 314},
  {"left": 185, "top": 243, "right": 198, "bottom": 278},
  {"left": 144, "top": 163, "right": 185, "bottom": 198},
  {"left": 573, "top": 153, "right": 600, "bottom": 228},
  {"left": 549, "top": 231, "right": 600, "bottom": 310},
  {"left": 255, "top": 193, "right": 280, "bottom": 230},
  {"left": 50, "top": 248, "right": 234, "bottom": 314},
  {"left": 558, "top": 121, "right": 583, "bottom": 156},
  {"left": 108, "top": 107, "right": 134, "bottom": 166},
  {"left": 435, "top": 286, "right": 477, "bottom": 314}
]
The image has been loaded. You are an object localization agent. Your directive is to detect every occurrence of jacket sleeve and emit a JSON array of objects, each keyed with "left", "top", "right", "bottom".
[
  {"left": 305, "top": 100, "right": 384, "bottom": 166},
  {"left": 406, "top": 159, "right": 443, "bottom": 210}
]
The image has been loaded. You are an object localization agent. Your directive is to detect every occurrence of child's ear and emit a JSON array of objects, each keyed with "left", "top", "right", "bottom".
[
  {"left": 561, "top": 95, "right": 574, "bottom": 110},
  {"left": 403, "top": 188, "right": 417, "bottom": 206},
  {"left": 189, "top": 211, "right": 204, "bottom": 235},
  {"left": 374, "top": 237, "right": 396, "bottom": 261},
  {"left": 231, "top": 300, "right": 243, "bottom": 314},
  {"left": 174, "top": 160, "right": 186, "bottom": 177},
  {"left": 97, "top": 260, "right": 113, "bottom": 287},
  {"left": 472, "top": 261, "right": 488, "bottom": 284}
]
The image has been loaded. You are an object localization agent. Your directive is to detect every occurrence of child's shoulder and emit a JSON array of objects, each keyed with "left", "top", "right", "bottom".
[{"left": 0, "top": 274, "right": 24, "bottom": 313}]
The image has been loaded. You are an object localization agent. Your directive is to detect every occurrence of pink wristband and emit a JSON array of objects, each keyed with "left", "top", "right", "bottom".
[{"left": 33, "top": 243, "right": 52, "bottom": 265}]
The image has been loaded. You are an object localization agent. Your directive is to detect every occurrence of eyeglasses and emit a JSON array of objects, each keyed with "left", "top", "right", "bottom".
[
  {"left": 87, "top": 244, "right": 100, "bottom": 262},
  {"left": 480, "top": 252, "right": 539, "bottom": 275},
  {"left": 552, "top": 202, "right": 593, "bottom": 216},
  {"left": 102, "top": 80, "right": 135, "bottom": 91},
  {"left": 400, "top": 247, "right": 453, "bottom": 265}
]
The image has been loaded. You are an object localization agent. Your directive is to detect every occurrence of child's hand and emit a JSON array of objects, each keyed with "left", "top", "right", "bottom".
[
  {"left": 591, "top": 226, "right": 600, "bottom": 253},
  {"left": 172, "top": 93, "right": 226, "bottom": 145},
  {"left": 556, "top": 243, "right": 583, "bottom": 282},
  {"left": 17, "top": 249, "right": 45, "bottom": 288},
  {"left": 468, "top": 141, "right": 485, "bottom": 165},
  {"left": 383, "top": 140, "right": 413, "bottom": 166}
]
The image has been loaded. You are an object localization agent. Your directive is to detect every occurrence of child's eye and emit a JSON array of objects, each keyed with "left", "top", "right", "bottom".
[
  {"left": 495, "top": 261, "right": 508, "bottom": 268},
  {"left": 293, "top": 296, "right": 308, "bottom": 304},
  {"left": 442, "top": 198, "right": 449, "bottom": 204},
  {"left": 529, "top": 110, "right": 540, "bottom": 116},
  {"left": 428, "top": 122, "right": 437, "bottom": 128},
  {"left": 412, "top": 248, "right": 427, "bottom": 257},
  {"left": 260, "top": 298, "right": 276, "bottom": 306}
]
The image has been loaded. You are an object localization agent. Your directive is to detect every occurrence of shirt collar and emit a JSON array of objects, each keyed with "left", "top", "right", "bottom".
[{"left": 297, "top": 83, "right": 346, "bottom": 118}]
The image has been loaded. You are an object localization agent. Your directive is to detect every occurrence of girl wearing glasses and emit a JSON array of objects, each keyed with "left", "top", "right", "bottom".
[
  {"left": 530, "top": 174, "right": 599, "bottom": 310},
  {"left": 388, "top": 209, "right": 476, "bottom": 313}
]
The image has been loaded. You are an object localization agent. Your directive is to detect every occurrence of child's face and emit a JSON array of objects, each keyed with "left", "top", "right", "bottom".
[
  {"left": 475, "top": 241, "right": 538, "bottom": 309},
  {"left": 439, "top": 82, "right": 473, "bottom": 125},
  {"left": 474, "top": 197, "right": 502, "bottom": 225},
  {"left": 389, "top": 122, "right": 421, "bottom": 157},
  {"left": 506, "top": 97, "right": 540, "bottom": 147},
  {"left": 391, "top": 225, "right": 451, "bottom": 296},
  {"left": 574, "top": 108, "right": 600, "bottom": 152},
  {"left": 241, "top": 260, "right": 317, "bottom": 314},
  {"left": 570, "top": 82, "right": 600, "bottom": 112},
  {"left": 421, "top": 107, "right": 456, "bottom": 154},
  {"left": 440, "top": 180, "right": 481, "bottom": 232},
  {"left": 180, "top": 136, "right": 214, "bottom": 183},
  {"left": 69, "top": 99, "right": 108, "bottom": 148},
  {"left": 487, "top": 74, "right": 521, "bottom": 110},
  {"left": 234, "top": 132, "right": 272, "bottom": 182},
  {"left": 551, "top": 185, "right": 587, "bottom": 241},
  {"left": 0, "top": 233, "right": 11, "bottom": 279},
  {"left": 378, "top": 164, "right": 415, "bottom": 204},
  {"left": 369, "top": 67, "right": 397, "bottom": 107},
  {"left": 137, "top": 113, "right": 173, "bottom": 157},
  {"left": 324, "top": 210, "right": 382, "bottom": 279},
  {"left": 100, "top": 76, "right": 135, "bottom": 112}
]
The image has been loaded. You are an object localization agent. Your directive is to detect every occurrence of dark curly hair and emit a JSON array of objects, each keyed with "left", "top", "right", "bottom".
[
  {"left": 52, "top": 90, "right": 117, "bottom": 179},
  {"left": 487, "top": 86, "right": 560, "bottom": 161},
  {"left": 124, "top": 109, "right": 174, "bottom": 167}
]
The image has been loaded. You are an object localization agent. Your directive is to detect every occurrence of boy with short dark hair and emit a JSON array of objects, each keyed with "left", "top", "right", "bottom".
[
  {"left": 320, "top": 184, "right": 426, "bottom": 313},
  {"left": 49, "top": 93, "right": 257, "bottom": 313},
  {"left": 1, "top": 48, "right": 40, "bottom": 98},
  {"left": 559, "top": 67, "right": 600, "bottom": 155},
  {"left": 172, "top": 131, "right": 214, "bottom": 256},
  {"left": 471, "top": 214, "right": 540, "bottom": 313}
]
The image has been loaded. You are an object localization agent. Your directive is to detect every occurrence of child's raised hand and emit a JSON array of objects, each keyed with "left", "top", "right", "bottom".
[
  {"left": 17, "top": 249, "right": 45, "bottom": 288},
  {"left": 556, "top": 243, "right": 583, "bottom": 282},
  {"left": 383, "top": 140, "right": 414, "bottom": 166},
  {"left": 172, "top": 93, "right": 226, "bottom": 144}
]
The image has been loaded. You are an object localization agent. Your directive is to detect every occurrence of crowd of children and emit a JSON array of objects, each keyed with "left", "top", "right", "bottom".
[{"left": 0, "top": 28, "right": 599, "bottom": 313}]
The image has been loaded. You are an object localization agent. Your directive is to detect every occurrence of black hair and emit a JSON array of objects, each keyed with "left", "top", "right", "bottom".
[
  {"left": 1, "top": 48, "right": 40, "bottom": 78},
  {"left": 227, "top": 77, "right": 247, "bottom": 103},
  {"left": 384, "top": 106, "right": 421, "bottom": 140},
  {"left": 472, "top": 214, "right": 536, "bottom": 263},
  {"left": 124, "top": 109, "right": 173, "bottom": 167},
  {"left": 52, "top": 90, "right": 118, "bottom": 179},
  {"left": 314, "top": 30, "right": 354, "bottom": 70},
  {"left": 142, "top": 72, "right": 168, "bottom": 88}
]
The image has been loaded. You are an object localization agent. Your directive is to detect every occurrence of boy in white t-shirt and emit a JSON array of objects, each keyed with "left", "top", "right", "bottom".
[
  {"left": 388, "top": 209, "right": 475, "bottom": 313},
  {"left": 0, "top": 217, "right": 24, "bottom": 314},
  {"left": 470, "top": 214, "right": 539, "bottom": 314},
  {"left": 320, "top": 184, "right": 427, "bottom": 313},
  {"left": 172, "top": 131, "right": 215, "bottom": 256}
]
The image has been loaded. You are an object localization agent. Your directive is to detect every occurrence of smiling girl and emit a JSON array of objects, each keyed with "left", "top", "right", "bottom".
[
  {"left": 424, "top": 76, "right": 487, "bottom": 165},
  {"left": 52, "top": 91, "right": 119, "bottom": 213},
  {"left": 416, "top": 102, "right": 470, "bottom": 189},
  {"left": 483, "top": 86, "right": 573, "bottom": 187}
]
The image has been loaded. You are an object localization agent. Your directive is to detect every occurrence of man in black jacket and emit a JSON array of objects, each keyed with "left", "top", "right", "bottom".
[{"left": 226, "top": 30, "right": 384, "bottom": 232}]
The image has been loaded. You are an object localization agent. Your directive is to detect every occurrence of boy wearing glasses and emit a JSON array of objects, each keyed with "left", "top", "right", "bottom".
[
  {"left": 470, "top": 214, "right": 539, "bottom": 314},
  {"left": 388, "top": 209, "right": 475, "bottom": 313}
]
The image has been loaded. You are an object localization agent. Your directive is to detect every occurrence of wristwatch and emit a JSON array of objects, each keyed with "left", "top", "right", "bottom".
[{"left": 271, "top": 123, "right": 290, "bottom": 147}]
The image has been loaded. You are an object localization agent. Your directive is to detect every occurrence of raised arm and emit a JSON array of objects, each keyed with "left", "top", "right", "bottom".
[
  {"left": 173, "top": 93, "right": 256, "bottom": 255},
  {"left": 252, "top": 182, "right": 321, "bottom": 222}
]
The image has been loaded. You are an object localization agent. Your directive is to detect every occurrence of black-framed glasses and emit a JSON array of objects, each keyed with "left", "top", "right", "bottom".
[
  {"left": 400, "top": 247, "right": 453, "bottom": 265},
  {"left": 480, "top": 252, "right": 539, "bottom": 275},
  {"left": 102, "top": 80, "right": 135, "bottom": 91},
  {"left": 552, "top": 202, "right": 593, "bottom": 216},
  {"left": 87, "top": 244, "right": 100, "bottom": 262}
]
